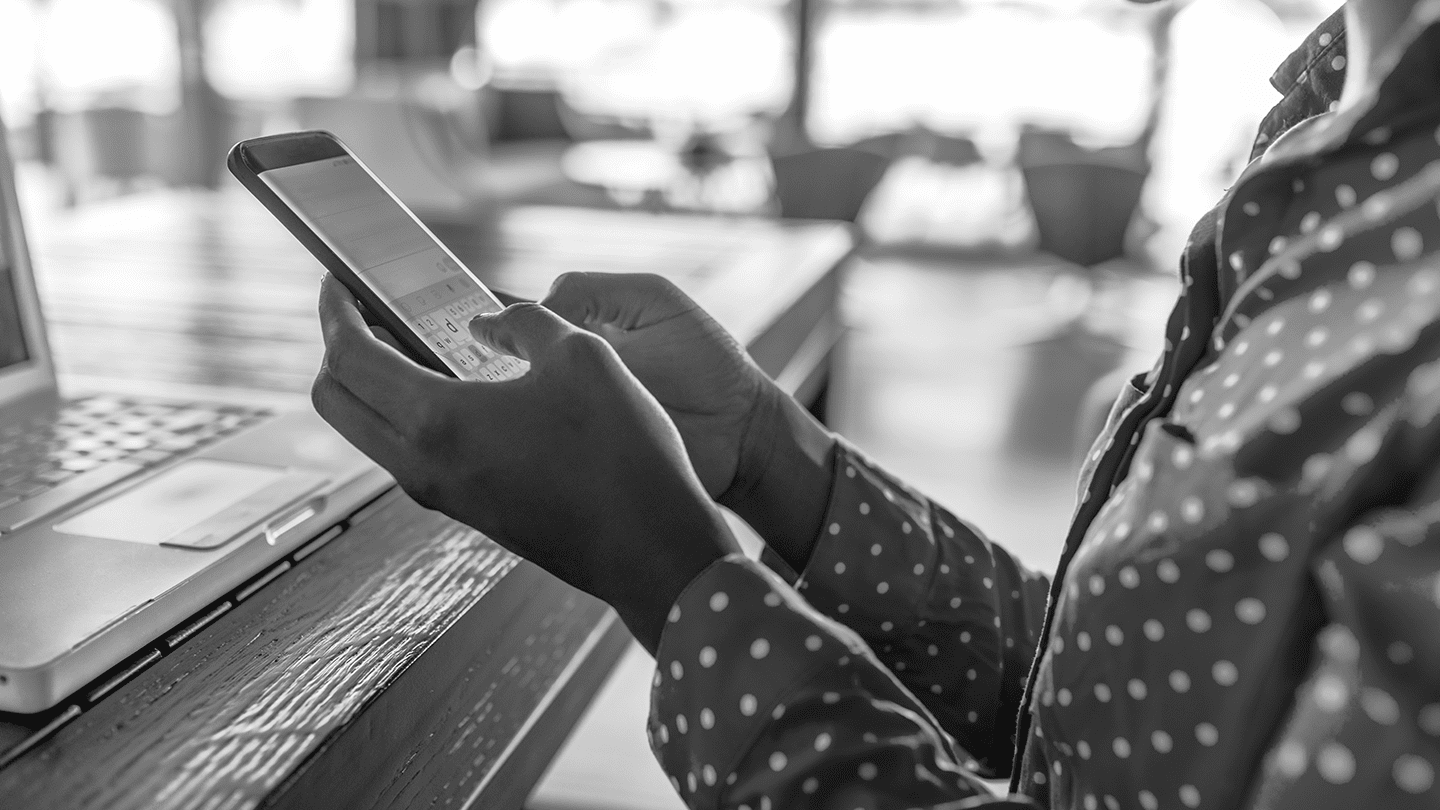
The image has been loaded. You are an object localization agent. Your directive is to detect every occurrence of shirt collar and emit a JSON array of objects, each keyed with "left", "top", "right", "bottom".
[
  {"left": 1248, "top": 6, "right": 1347, "bottom": 162},
  {"left": 1269, "top": 6, "right": 1348, "bottom": 100},
  {"left": 1255, "top": 0, "right": 1440, "bottom": 166}
]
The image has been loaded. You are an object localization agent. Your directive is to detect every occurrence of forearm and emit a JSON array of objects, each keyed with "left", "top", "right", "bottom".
[
  {"left": 719, "top": 383, "right": 837, "bottom": 573},
  {"left": 791, "top": 441, "right": 1049, "bottom": 767},
  {"left": 649, "top": 556, "right": 1034, "bottom": 809}
]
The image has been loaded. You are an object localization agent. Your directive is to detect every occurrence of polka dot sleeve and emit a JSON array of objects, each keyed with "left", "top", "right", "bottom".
[
  {"left": 793, "top": 442, "right": 1051, "bottom": 774},
  {"left": 649, "top": 554, "right": 1038, "bottom": 810}
]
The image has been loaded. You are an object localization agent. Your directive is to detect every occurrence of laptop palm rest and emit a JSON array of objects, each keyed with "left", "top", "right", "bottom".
[{"left": 52, "top": 459, "right": 329, "bottom": 550}]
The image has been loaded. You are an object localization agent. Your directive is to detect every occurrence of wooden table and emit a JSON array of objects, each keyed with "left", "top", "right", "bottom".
[{"left": 0, "top": 189, "right": 853, "bottom": 810}]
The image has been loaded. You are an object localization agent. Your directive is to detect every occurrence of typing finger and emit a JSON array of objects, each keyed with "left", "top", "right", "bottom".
[
  {"left": 468, "top": 302, "right": 577, "bottom": 363},
  {"left": 542, "top": 272, "right": 692, "bottom": 331}
]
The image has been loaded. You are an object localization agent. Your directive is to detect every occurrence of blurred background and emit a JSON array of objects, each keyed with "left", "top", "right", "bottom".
[
  {"left": 0, "top": 0, "right": 1339, "bottom": 805},
  {"left": 0, "top": 0, "right": 1334, "bottom": 255}
]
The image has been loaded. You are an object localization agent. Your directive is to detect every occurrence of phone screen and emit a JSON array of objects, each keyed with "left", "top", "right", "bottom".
[{"left": 259, "top": 155, "right": 527, "bottom": 382}]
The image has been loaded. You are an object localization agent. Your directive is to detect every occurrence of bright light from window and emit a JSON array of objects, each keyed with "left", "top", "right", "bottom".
[
  {"left": 39, "top": 0, "right": 181, "bottom": 114},
  {"left": 0, "top": 0, "right": 41, "bottom": 126},
  {"left": 205, "top": 0, "right": 354, "bottom": 101},
  {"left": 809, "top": 7, "right": 1154, "bottom": 147},
  {"left": 481, "top": 0, "right": 657, "bottom": 78},
  {"left": 546, "top": 2, "right": 792, "bottom": 126}
]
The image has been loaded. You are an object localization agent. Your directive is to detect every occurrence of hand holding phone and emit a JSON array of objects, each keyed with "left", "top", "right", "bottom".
[{"left": 228, "top": 131, "right": 526, "bottom": 382}]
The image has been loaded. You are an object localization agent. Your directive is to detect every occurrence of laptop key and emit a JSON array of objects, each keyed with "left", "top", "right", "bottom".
[{"left": 0, "top": 462, "right": 143, "bottom": 533}]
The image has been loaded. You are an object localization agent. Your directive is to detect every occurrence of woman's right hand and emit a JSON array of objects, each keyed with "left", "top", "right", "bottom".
[{"left": 541, "top": 272, "right": 772, "bottom": 499}]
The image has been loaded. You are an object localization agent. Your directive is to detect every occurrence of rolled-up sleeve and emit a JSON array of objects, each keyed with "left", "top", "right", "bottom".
[
  {"left": 790, "top": 443, "right": 1050, "bottom": 772},
  {"left": 649, "top": 555, "right": 1037, "bottom": 810}
]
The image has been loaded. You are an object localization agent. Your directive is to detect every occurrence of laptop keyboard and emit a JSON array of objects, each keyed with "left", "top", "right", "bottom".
[{"left": 0, "top": 396, "right": 272, "bottom": 530}]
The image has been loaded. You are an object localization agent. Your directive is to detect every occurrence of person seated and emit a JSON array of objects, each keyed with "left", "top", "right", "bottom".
[{"left": 311, "top": 0, "right": 1440, "bottom": 804}]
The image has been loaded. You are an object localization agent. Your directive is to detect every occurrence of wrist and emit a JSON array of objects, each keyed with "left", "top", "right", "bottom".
[
  {"left": 719, "top": 383, "right": 836, "bottom": 572},
  {"left": 605, "top": 497, "right": 737, "bottom": 656}
]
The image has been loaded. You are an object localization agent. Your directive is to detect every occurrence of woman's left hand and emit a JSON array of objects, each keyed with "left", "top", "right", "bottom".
[{"left": 310, "top": 275, "right": 739, "bottom": 652}]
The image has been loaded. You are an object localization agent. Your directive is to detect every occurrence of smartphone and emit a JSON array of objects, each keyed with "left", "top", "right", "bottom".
[{"left": 228, "top": 130, "right": 527, "bottom": 382}]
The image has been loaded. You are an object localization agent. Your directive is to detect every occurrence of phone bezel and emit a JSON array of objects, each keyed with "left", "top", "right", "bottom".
[{"left": 228, "top": 130, "right": 488, "bottom": 379}]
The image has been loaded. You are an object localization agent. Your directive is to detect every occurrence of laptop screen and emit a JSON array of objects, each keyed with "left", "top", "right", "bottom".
[{"left": 0, "top": 191, "right": 29, "bottom": 372}]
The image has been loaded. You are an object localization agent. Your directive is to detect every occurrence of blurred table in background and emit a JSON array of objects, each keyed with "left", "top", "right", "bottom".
[
  {"left": 25, "top": 188, "right": 851, "bottom": 403},
  {"left": 0, "top": 187, "right": 853, "bottom": 810}
]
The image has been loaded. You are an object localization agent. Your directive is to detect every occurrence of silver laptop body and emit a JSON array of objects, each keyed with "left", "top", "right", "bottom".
[{"left": 0, "top": 116, "right": 390, "bottom": 713}]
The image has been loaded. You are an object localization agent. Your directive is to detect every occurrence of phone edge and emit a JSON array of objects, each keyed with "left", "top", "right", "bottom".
[{"left": 226, "top": 136, "right": 459, "bottom": 379}]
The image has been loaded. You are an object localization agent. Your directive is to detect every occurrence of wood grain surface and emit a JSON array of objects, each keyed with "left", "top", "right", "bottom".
[
  {"left": 0, "top": 190, "right": 851, "bottom": 809},
  {"left": 0, "top": 489, "right": 629, "bottom": 810}
]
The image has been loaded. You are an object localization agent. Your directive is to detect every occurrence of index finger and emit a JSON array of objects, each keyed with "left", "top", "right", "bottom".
[
  {"left": 317, "top": 275, "right": 448, "bottom": 426},
  {"left": 542, "top": 272, "right": 691, "bottom": 331}
]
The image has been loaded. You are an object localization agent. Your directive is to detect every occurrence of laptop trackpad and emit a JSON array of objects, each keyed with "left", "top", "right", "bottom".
[{"left": 53, "top": 459, "right": 328, "bottom": 550}]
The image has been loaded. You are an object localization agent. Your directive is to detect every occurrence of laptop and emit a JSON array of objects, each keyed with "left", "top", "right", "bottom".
[{"left": 0, "top": 117, "right": 391, "bottom": 714}]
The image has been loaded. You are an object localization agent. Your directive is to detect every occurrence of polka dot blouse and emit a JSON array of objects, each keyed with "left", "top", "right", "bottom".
[{"left": 649, "top": 5, "right": 1440, "bottom": 809}]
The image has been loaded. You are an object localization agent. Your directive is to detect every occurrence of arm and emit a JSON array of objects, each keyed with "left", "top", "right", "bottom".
[
  {"left": 310, "top": 277, "right": 739, "bottom": 654},
  {"left": 322, "top": 271, "right": 1047, "bottom": 803},
  {"left": 728, "top": 398, "right": 1049, "bottom": 772},
  {"left": 650, "top": 555, "right": 1039, "bottom": 809},
  {"left": 722, "top": 364, "right": 1050, "bottom": 769},
  {"left": 718, "top": 382, "right": 837, "bottom": 574},
  {"left": 785, "top": 441, "right": 1050, "bottom": 773},
  {"left": 679, "top": 354, "right": 1050, "bottom": 767},
  {"left": 542, "top": 273, "right": 1050, "bottom": 761}
]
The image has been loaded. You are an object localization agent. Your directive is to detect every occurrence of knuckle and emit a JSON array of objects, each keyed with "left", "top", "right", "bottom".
[
  {"left": 510, "top": 301, "right": 548, "bottom": 320},
  {"left": 558, "top": 329, "right": 606, "bottom": 363},
  {"left": 492, "top": 302, "right": 540, "bottom": 335},
  {"left": 549, "top": 272, "right": 589, "bottom": 296},
  {"left": 637, "top": 273, "right": 678, "bottom": 295}
]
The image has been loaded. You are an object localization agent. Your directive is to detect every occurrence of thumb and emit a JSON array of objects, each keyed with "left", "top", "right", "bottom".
[
  {"left": 468, "top": 302, "right": 574, "bottom": 362},
  {"left": 542, "top": 272, "right": 686, "bottom": 331}
]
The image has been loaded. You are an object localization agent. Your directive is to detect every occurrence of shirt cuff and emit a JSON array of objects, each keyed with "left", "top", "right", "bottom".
[
  {"left": 648, "top": 554, "right": 872, "bottom": 809},
  {"left": 797, "top": 441, "right": 1003, "bottom": 639}
]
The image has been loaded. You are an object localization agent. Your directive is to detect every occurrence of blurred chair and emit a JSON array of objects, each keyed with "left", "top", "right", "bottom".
[
  {"left": 770, "top": 147, "right": 888, "bottom": 222},
  {"left": 851, "top": 128, "right": 982, "bottom": 168},
  {"left": 1018, "top": 128, "right": 1148, "bottom": 269},
  {"left": 488, "top": 87, "right": 570, "bottom": 142},
  {"left": 553, "top": 94, "right": 651, "bottom": 144},
  {"left": 1013, "top": 128, "right": 1156, "bottom": 465}
]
